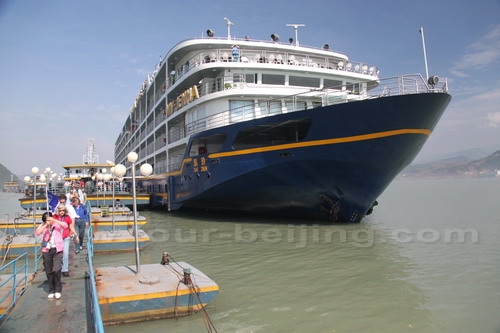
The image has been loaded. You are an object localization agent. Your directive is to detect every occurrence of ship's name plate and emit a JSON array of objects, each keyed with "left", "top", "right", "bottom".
[{"left": 167, "top": 85, "right": 199, "bottom": 116}]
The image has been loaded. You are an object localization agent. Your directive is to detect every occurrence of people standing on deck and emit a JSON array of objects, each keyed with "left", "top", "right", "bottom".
[
  {"left": 71, "top": 197, "right": 89, "bottom": 253},
  {"left": 36, "top": 211, "right": 67, "bottom": 299},
  {"left": 232, "top": 44, "right": 240, "bottom": 62},
  {"left": 54, "top": 197, "right": 78, "bottom": 277},
  {"left": 79, "top": 188, "right": 87, "bottom": 205},
  {"left": 64, "top": 180, "right": 71, "bottom": 193}
]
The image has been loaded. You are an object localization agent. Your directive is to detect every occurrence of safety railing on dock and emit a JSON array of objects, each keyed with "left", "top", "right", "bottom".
[
  {"left": 0, "top": 253, "right": 29, "bottom": 322},
  {"left": 86, "top": 225, "right": 104, "bottom": 333},
  {"left": 85, "top": 201, "right": 104, "bottom": 333},
  {"left": 86, "top": 202, "right": 105, "bottom": 333}
]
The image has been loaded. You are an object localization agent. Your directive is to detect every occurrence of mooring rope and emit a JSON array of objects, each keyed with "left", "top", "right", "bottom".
[
  {"left": 166, "top": 253, "right": 218, "bottom": 333},
  {"left": 1, "top": 234, "right": 14, "bottom": 266}
]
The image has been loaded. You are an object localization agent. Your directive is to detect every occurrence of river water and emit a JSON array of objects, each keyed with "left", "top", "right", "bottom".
[{"left": 2, "top": 177, "right": 499, "bottom": 332}]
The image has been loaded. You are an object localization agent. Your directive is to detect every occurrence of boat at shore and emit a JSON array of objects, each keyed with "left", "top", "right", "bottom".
[
  {"left": 3, "top": 175, "right": 20, "bottom": 193},
  {"left": 114, "top": 22, "right": 451, "bottom": 222},
  {"left": 18, "top": 139, "right": 150, "bottom": 211}
]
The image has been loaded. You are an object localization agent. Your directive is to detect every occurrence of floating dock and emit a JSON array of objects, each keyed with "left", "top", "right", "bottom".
[
  {"left": 1, "top": 250, "right": 219, "bottom": 329},
  {"left": 96, "top": 261, "right": 219, "bottom": 325},
  {"left": 92, "top": 229, "right": 150, "bottom": 253},
  {"left": 0, "top": 247, "right": 89, "bottom": 331},
  {"left": 0, "top": 212, "right": 147, "bottom": 234},
  {"left": 91, "top": 214, "right": 147, "bottom": 232},
  {"left": 0, "top": 234, "right": 40, "bottom": 259}
]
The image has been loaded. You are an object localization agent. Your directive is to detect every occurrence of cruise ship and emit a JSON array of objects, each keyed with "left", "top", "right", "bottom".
[{"left": 114, "top": 22, "right": 451, "bottom": 222}]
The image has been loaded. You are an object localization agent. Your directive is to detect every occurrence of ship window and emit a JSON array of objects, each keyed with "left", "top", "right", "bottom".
[
  {"left": 312, "top": 101, "right": 322, "bottom": 108},
  {"left": 230, "top": 100, "right": 254, "bottom": 122},
  {"left": 289, "top": 76, "right": 320, "bottom": 88},
  {"left": 269, "top": 101, "right": 282, "bottom": 114},
  {"left": 346, "top": 83, "right": 360, "bottom": 93},
  {"left": 233, "top": 73, "right": 244, "bottom": 83},
  {"left": 262, "top": 74, "right": 285, "bottom": 85},
  {"left": 324, "top": 79, "right": 343, "bottom": 90},
  {"left": 258, "top": 100, "right": 283, "bottom": 115},
  {"left": 245, "top": 74, "right": 256, "bottom": 84},
  {"left": 232, "top": 118, "right": 312, "bottom": 150},
  {"left": 285, "top": 100, "right": 307, "bottom": 112},
  {"left": 189, "top": 133, "right": 227, "bottom": 156}
]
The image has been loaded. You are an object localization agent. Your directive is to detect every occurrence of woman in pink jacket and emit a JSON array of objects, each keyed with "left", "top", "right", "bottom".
[{"left": 36, "top": 210, "right": 68, "bottom": 299}]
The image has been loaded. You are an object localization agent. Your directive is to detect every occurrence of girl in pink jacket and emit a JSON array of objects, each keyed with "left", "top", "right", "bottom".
[{"left": 36, "top": 211, "right": 67, "bottom": 299}]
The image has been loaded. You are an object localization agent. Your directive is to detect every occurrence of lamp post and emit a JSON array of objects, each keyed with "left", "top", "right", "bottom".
[
  {"left": 30, "top": 167, "right": 39, "bottom": 229},
  {"left": 98, "top": 173, "right": 105, "bottom": 207},
  {"left": 91, "top": 175, "right": 97, "bottom": 207},
  {"left": 40, "top": 168, "right": 57, "bottom": 212},
  {"left": 113, "top": 164, "right": 127, "bottom": 233},
  {"left": 100, "top": 168, "right": 107, "bottom": 206},
  {"left": 39, "top": 174, "right": 47, "bottom": 211},
  {"left": 110, "top": 167, "right": 116, "bottom": 233},
  {"left": 104, "top": 173, "right": 112, "bottom": 206},
  {"left": 27, "top": 167, "right": 39, "bottom": 271},
  {"left": 119, "top": 152, "right": 153, "bottom": 274}
]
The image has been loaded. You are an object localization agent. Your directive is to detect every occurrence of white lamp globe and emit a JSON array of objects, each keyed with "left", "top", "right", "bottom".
[
  {"left": 39, "top": 174, "right": 46, "bottom": 182},
  {"left": 114, "top": 164, "right": 127, "bottom": 178},
  {"left": 110, "top": 167, "right": 115, "bottom": 175},
  {"left": 31, "top": 167, "right": 39, "bottom": 174},
  {"left": 127, "top": 152, "right": 138, "bottom": 163},
  {"left": 102, "top": 168, "right": 107, "bottom": 174},
  {"left": 45, "top": 167, "right": 51, "bottom": 173},
  {"left": 24, "top": 176, "right": 31, "bottom": 182},
  {"left": 140, "top": 163, "right": 153, "bottom": 176},
  {"left": 104, "top": 174, "right": 112, "bottom": 181}
]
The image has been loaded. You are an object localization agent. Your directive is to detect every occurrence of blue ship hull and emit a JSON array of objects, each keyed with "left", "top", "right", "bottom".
[{"left": 147, "top": 93, "right": 451, "bottom": 222}]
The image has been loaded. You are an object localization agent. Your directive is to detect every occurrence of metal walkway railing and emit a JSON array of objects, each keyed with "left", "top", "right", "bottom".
[
  {"left": 86, "top": 203, "right": 105, "bottom": 333},
  {"left": 0, "top": 253, "right": 29, "bottom": 322}
]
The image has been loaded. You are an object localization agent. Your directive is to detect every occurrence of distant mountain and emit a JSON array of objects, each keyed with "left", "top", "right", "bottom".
[
  {"left": 413, "top": 148, "right": 491, "bottom": 164},
  {"left": 402, "top": 150, "right": 500, "bottom": 178},
  {"left": 0, "top": 163, "right": 20, "bottom": 189}
]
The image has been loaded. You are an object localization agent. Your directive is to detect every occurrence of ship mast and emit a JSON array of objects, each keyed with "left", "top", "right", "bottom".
[
  {"left": 83, "top": 139, "right": 99, "bottom": 165},
  {"left": 286, "top": 24, "right": 305, "bottom": 46},
  {"left": 419, "top": 27, "right": 430, "bottom": 80},
  {"left": 224, "top": 17, "right": 234, "bottom": 40}
]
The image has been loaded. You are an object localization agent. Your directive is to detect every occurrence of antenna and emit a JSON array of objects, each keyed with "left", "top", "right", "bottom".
[
  {"left": 419, "top": 27, "right": 429, "bottom": 79},
  {"left": 224, "top": 17, "right": 234, "bottom": 40},
  {"left": 286, "top": 24, "right": 305, "bottom": 46}
]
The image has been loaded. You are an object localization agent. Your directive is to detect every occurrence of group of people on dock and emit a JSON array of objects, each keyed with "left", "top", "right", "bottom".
[
  {"left": 35, "top": 194, "right": 89, "bottom": 300},
  {"left": 64, "top": 180, "right": 87, "bottom": 204}
]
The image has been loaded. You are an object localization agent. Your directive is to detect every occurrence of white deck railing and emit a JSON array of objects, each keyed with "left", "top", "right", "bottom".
[{"left": 183, "top": 74, "right": 448, "bottom": 138}]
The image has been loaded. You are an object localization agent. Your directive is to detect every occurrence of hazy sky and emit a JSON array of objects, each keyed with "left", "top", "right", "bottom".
[{"left": 1, "top": 0, "right": 499, "bottom": 175}]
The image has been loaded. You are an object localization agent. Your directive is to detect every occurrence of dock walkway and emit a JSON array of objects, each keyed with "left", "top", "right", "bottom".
[{"left": 0, "top": 247, "right": 90, "bottom": 332}]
